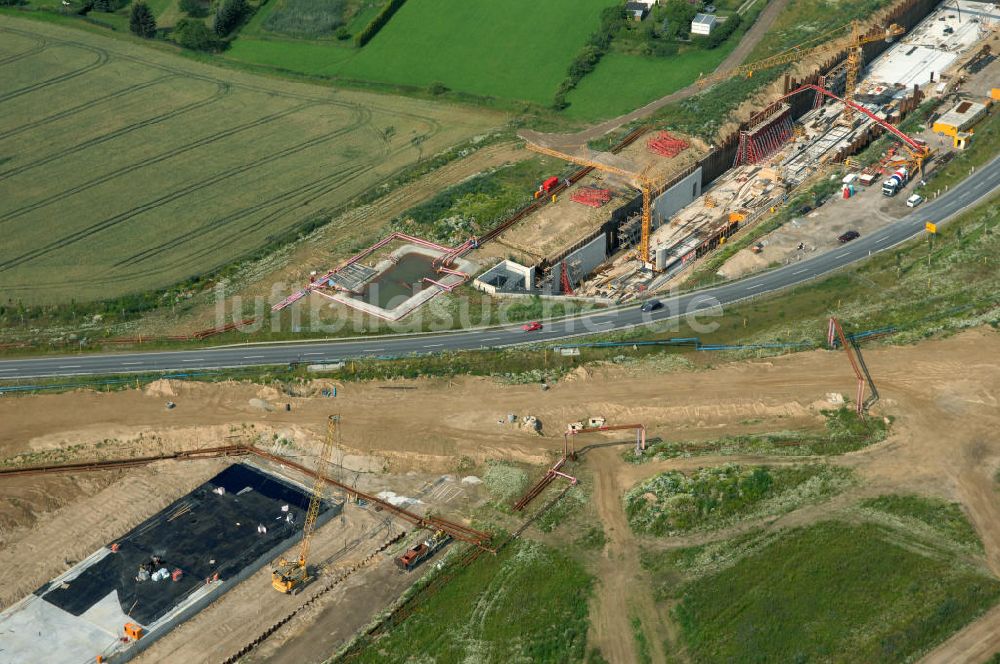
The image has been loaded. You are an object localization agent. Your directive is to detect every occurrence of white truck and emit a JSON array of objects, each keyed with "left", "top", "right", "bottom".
[{"left": 882, "top": 166, "right": 909, "bottom": 197}]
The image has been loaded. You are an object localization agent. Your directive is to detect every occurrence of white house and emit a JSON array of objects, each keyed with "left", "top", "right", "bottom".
[
  {"left": 691, "top": 13, "right": 717, "bottom": 36},
  {"left": 624, "top": 0, "right": 658, "bottom": 21}
]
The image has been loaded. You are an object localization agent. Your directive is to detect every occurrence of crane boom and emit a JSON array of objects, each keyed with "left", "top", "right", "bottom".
[
  {"left": 272, "top": 414, "right": 338, "bottom": 594},
  {"left": 297, "top": 415, "right": 336, "bottom": 567},
  {"left": 784, "top": 83, "right": 931, "bottom": 172},
  {"left": 698, "top": 20, "right": 904, "bottom": 97},
  {"left": 525, "top": 143, "right": 657, "bottom": 265},
  {"left": 525, "top": 143, "right": 637, "bottom": 180}
]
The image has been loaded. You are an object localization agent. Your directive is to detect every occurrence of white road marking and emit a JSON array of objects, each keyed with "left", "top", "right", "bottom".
[
  {"left": 746, "top": 283, "right": 764, "bottom": 291},
  {"left": 367, "top": 347, "right": 385, "bottom": 352},
  {"left": 874, "top": 236, "right": 891, "bottom": 244},
  {"left": 483, "top": 337, "right": 500, "bottom": 341},
  {"left": 426, "top": 343, "right": 442, "bottom": 348},
  {"left": 837, "top": 251, "right": 851, "bottom": 258},
  {"left": 182, "top": 359, "right": 198, "bottom": 362},
  {"left": 302, "top": 352, "right": 323, "bottom": 355},
  {"left": 121, "top": 362, "right": 142, "bottom": 366},
  {"left": 243, "top": 355, "right": 265, "bottom": 359},
  {"left": 0, "top": 369, "right": 15, "bottom": 373},
  {"left": 59, "top": 365, "right": 81, "bottom": 369},
  {"left": 792, "top": 268, "right": 808, "bottom": 275}
]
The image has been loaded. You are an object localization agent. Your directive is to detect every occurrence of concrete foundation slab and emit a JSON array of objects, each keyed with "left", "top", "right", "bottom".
[{"left": 0, "top": 463, "right": 338, "bottom": 664}]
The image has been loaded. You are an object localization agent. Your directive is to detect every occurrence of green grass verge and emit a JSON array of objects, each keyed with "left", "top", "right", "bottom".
[
  {"left": 563, "top": 2, "right": 762, "bottom": 122},
  {"left": 651, "top": 521, "right": 1000, "bottom": 663},
  {"left": 576, "top": 525, "right": 607, "bottom": 551},
  {"left": 390, "top": 157, "right": 562, "bottom": 244},
  {"left": 345, "top": 539, "right": 593, "bottom": 663},
  {"left": 860, "top": 494, "right": 982, "bottom": 550},
  {"left": 631, "top": 615, "right": 653, "bottom": 664},
  {"left": 624, "top": 464, "right": 853, "bottom": 535},
  {"left": 630, "top": 407, "right": 890, "bottom": 460}
]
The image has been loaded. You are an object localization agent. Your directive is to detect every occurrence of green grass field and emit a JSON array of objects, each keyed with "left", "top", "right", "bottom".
[
  {"left": 861, "top": 494, "right": 983, "bottom": 550},
  {"left": 228, "top": 0, "right": 617, "bottom": 107},
  {"left": 347, "top": 539, "right": 593, "bottom": 663},
  {"left": 0, "top": 15, "right": 498, "bottom": 304},
  {"left": 632, "top": 407, "right": 890, "bottom": 459},
  {"left": 563, "top": 0, "right": 759, "bottom": 122},
  {"left": 563, "top": 47, "right": 734, "bottom": 121},
  {"left": 624, "top": 464, "right": 852, "bottom": 535},
  {"left": 653, "top": 521, "right": 1000, "bottom": 662}
]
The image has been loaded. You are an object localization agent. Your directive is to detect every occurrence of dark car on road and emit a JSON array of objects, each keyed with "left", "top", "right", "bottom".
[
  {"left": 838, "top": 230, "right": 860, "bottom": 243},
  {"left": 640, "top": 299, "right": 662, "bottom": 312}
]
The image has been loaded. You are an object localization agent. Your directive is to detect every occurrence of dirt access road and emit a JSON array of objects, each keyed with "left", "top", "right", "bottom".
[{"left": 519, "top": 0, "right": 792, "bottom": 150}]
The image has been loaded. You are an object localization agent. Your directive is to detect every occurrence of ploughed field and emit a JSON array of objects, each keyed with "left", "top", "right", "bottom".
[{"left": 0, "top": 16, "right": 497, "bottom": 304}]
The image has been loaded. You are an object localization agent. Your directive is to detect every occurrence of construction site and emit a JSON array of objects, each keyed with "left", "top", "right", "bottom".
[
  {"left": 1, "top": 317, "right": 1000, "bottom": 661},
  {"left": 275, "top": 0, "right": 996, "bottom": 315},
  {"left": 520, "top": 0, "right": 999, "bottom": 300},
  {"left": 1, "top": 0, "right": 999, "bottom": 661}
]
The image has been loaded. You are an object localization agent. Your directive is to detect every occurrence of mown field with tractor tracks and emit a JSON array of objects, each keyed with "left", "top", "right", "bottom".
[{"left": 0, "top": 15, "right": 500, "bottom": 304}]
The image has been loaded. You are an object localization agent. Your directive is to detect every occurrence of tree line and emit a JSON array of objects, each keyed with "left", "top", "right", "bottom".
[
  {"left": 553, "top": 6, "right": 627, "bottom": 110},
  {"left": 354, "top": 0, "right": 406, "bottom": 47},
  {"left": 69, "top": 0, "right": 252, "bottom": 50}
]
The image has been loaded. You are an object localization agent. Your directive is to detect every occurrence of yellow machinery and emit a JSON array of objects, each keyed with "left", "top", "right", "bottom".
[
  {"left": 525, "top": 143, "right": 657, "bottom": 266},
  {"left": 272, "top": 415, "right": 337, "bottom": 594},
  {"left": 698, "top": 20, "right": 905, "bottom": 121},
  {"left": 840, "top": 21, "right": 905, "bottom": 125}
]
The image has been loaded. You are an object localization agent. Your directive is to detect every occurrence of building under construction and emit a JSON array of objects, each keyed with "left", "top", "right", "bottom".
[
  {"left": 488, "top": 0, "right": 997, "bottom": 301},
  {"left": 0, "top": 463, "right": 339, "bottom": 663}
]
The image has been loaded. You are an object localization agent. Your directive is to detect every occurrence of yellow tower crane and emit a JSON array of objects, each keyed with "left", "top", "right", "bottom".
[
  {"left": 525, "top": 143, "right": 657, "bottom": 266},
  {"left": 697, "top": 20, "right": 905, "bottom": 120},
  {"left": 272, "top": 414, "right": 338, "bottom": 595},
  {"left": 840, "top": 21, "right": 905, "bottom": 125}
]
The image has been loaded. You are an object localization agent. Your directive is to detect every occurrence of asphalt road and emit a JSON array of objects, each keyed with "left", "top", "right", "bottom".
[{"left": 2, "top": 157, "right": 997, "bottom": 381}]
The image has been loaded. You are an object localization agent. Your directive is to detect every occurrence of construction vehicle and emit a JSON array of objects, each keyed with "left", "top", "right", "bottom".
[
  {"left": 540, "top": 176, "right": 560, "bottom": 193},
  {"left": 815, "top": 84, "right": 931, "bottom": 175},
  {"left": 395, "top": 530, "right": 450, "bottom": 571},
  {"left": 525, "top": 143, "right": 657, "bottom": 266},
  {"left": 882, "top": 165, "right": 909, "bottom": 196},
  {"left": 272, "top": 415, "right": 337, "bottom": 594}
]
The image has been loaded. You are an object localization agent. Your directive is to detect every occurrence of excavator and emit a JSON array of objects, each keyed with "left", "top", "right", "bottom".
[{"left": 272, "top": 415, "right": 337, "bottom": 594}]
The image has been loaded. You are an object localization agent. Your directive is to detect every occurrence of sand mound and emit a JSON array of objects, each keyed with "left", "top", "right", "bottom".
[
  {"left": 144, "top": 379, "right": 176, "bottom": 398},
  {"left": 256, "top": 386, "right": 282, "bottom": 401},
  {"left": 248, "top": 398, "right": 273, "bottom": 412}
]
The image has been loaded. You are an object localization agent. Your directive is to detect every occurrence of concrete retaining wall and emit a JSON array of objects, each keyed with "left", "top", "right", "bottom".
[
  {"left": 473, "top": 260, "right": 535, "bottom": 294},
  {"left": 562, "top": 234, "right": 607, "bottom": 282},
  {"left": 652, "top": 166, "right": 703, "bottom": 226}
]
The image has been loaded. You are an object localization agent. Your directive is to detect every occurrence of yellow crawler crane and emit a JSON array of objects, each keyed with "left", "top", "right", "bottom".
[{"left": 272, "top": 415, "right": 337, "bottom": 594}]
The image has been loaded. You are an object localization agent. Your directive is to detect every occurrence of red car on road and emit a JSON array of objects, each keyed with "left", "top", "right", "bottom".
[{"left": 522, "top": 321, "right": 543, "bottom": 332}]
